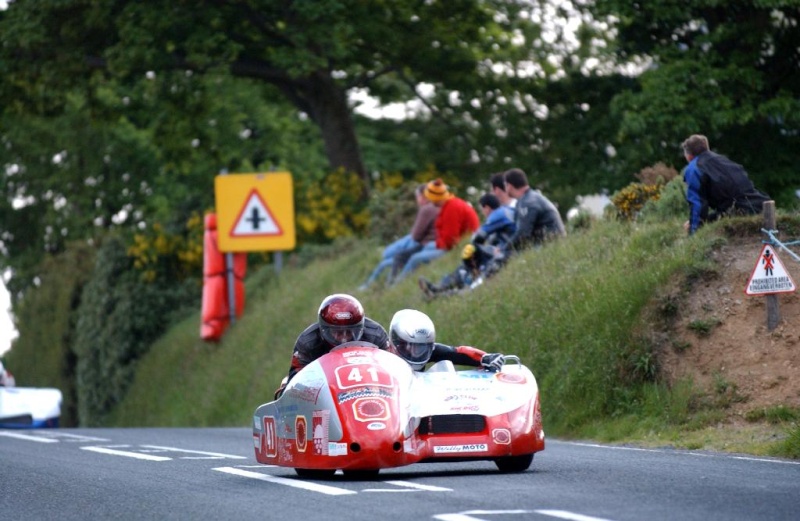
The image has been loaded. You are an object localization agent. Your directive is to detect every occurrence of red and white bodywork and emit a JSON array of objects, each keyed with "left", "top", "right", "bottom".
[{"left": 253, "top": 342, "right": 544, "bottom": 475}]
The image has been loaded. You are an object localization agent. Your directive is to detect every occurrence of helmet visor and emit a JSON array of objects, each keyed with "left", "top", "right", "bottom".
[
  {"left": 320, "top": 324, "right": 364, "bottom": 346},
  {"left": 393, "top": 338, "right": 433, "bottom": 366}
]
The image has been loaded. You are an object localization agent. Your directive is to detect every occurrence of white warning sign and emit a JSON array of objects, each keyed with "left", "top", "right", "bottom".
[
  {"left": 230, "top": 190, "right": 282, "bottom": 237},
  {"left": 745, "top": 244, "right": 797, "bottom": 296}
]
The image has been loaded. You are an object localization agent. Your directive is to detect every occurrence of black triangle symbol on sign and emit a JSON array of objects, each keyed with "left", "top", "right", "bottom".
[{"left": 230, "top": 189, "right": 283, "bottom": 237}]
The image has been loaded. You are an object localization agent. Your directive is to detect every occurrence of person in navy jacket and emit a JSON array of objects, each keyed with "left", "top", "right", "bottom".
[{"left": 682, "top": 134, "right": 770, "bottom": 235}]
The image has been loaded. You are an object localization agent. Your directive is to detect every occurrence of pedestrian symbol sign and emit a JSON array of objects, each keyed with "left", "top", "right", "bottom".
[
  {"left": 231, "top": 190, "right": 282, "bottom": 237},
  {"left": 215, "top": 172, "right": 295, "bottom": 252},
  {"left": 744, "top": 244, "right": 796, "bottom": 295}
]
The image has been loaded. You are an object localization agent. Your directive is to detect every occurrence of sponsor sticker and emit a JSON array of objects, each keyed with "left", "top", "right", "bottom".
[
  {"left": 295, "top": 415, "right": 307, "bottom": 453},
  {"left": 328, "top": 442, "right": 348, "bottom": 456},
  {"left": 433, "top": 443, "right": 489, "bottom": 454},
  {"left": 367, "top": 422, "right": 386, "bottom": 431},
  {"left": 313, "top": 410, "right": 330, "bottom": 455}
]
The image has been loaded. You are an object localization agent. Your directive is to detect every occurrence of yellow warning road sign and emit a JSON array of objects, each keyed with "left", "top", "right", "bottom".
[
  {"left": 744, "top": 243, "right": 797, "bottom": 296},
  {"left": 215, "top": 172, "right": 295, "bottom": 252}
]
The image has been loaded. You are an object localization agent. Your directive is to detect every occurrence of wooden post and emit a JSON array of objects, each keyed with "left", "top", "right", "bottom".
[{"left": 763, "top": 201, "right": 780, "bottom": 331}]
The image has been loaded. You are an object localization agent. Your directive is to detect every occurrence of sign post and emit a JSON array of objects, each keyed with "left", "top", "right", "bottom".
[
  {"left": 744, "top": 202, "right": 797, "bottom": 331},
  {"left": 213, "top": 172, "right": 296, "bottom": 330},
  {"left": 214, "top": 172, "right": 296, "bottom": 252}
]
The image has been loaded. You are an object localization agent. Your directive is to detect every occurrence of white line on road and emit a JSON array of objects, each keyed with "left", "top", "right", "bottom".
[
  {"left": 563, "top": 441, "right": 800, "bottom": 465},
  {"left": 0, "top": 431, "right": 59, "bottom": 443},
  {"left": 382, "top": 480, "right": 452, "bottom": 491},
  {"left": 81, "top": 446, "right": 172, "bottom": 461},
  {"left": 213, "top": 466, "right": 357, "bottom": 496},
  {"left": 536, "top": 510, "right": 616, "bottom": 521},
  {"left": 139, "top": 445, "right": 247, "bottom": 459},
  {"left": 433, "top": 511, "right": 532, "bottom": 521},
  {"left": 434, "top": 510, "right": 616, "bottom": 521}
]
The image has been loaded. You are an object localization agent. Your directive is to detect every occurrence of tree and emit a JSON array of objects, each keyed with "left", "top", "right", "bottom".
[
  {"left": 0, "top": 0, "right": 523, "bottom": 190},
  {"left": 582, "top": 1, "right": 800, "bottom": 204}
]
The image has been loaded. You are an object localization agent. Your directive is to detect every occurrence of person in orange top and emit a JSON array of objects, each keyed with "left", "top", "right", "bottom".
[{"left": 393, "top": 179, "right": 479, "bottom": 283}]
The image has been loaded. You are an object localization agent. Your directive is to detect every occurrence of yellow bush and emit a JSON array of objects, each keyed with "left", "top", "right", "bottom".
[
  {"left": 296, "top": 169, "right": 370, "bottom": 243},
  {"left": 127, "top": 212, "right": 206, "bottom": 282},
  {"left": 611, "top": 183, "right": 663, "bottom": 221}
]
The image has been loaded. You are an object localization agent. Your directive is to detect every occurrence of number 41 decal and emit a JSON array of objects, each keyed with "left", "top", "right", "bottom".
[{"left": 334, "top": 364, "right": 392, "bottom": 389}]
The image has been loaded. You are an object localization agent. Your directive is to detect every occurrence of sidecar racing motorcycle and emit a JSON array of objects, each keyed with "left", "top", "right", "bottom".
[{"left": 252, "top": 342, "right": 544, "bottom": 477}]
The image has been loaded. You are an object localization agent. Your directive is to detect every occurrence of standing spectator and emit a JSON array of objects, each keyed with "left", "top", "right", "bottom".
[
  {"left": 358, "top": 184, "right": 439, "bottom": 290},
  {"left": 504, "top": 168, "right": 566, "bottom": 252},
  {"left": 681, "top": 134, "right": 771, "bottom": 235},
  {"left": 418, "top": 193, "right": 516, "bottom": 297},
  {"left": 393, "top": 179, "right": 479, "bottom": 284}
]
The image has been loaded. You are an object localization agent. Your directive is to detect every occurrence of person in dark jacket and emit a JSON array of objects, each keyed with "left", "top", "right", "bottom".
[
  {"left": 682, "top": 134, "right": 771, "bottom": 235},
  {"left": 388, "top": 309, "right": 505, "bottom": 372},
  {"left": 273, "top": 294, "right": 389, "bottom": 398},
  {"left": 503, "top": 168, "right": 566, "bottom": 252}
]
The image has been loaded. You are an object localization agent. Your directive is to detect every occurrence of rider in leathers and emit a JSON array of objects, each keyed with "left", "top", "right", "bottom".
[
  {"left": 389, "top": 309, "right": 505, "bottom": 372},
  {"left": 274, "top": 294, "right": 390, "bottom": 398}
]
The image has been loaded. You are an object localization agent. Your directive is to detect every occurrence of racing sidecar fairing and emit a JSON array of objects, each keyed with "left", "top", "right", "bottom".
[
  {"left": 0, "top": 386, "right": 62, "bottom": 429},
  {"left": 253, "top": 342, "right": 544, "bottom": 476}
]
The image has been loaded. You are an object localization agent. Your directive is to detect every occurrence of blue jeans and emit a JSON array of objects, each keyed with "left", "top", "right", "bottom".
[
  {"left": 362, "top": 235, "right": 419, "bottom": 287},
  {"left": 393, "top": 242, "right": 446, "bottom": 284}
]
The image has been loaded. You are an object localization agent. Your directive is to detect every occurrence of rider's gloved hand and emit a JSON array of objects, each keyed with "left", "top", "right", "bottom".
[{"left": 481, "top": 353, "right": 505, "bottom": 372}]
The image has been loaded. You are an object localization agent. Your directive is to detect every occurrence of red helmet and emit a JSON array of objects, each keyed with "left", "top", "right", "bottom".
[{"left": 317, "top": 294, "right": 365, "bottom": 347}]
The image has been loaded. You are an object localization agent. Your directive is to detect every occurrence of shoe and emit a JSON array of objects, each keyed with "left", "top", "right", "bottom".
[{"left": 418, "top": 277, "right": 436, "bottom": 298}]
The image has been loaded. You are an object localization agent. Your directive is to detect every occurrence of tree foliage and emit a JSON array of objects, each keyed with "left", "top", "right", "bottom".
[
  {"left": 583, "top": 0, "right": 800, "bottom": 204},
  {"left": 72, "top": 235, "right": 196, "bottom": 426}
]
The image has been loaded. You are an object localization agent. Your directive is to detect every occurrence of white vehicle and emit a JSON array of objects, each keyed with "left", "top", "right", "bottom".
[{"left": 0, "top": 383, "right": 62, "bottom": 428}]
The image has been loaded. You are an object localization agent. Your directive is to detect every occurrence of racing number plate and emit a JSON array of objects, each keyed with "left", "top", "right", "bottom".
[{"left": 334, "top": 364, "right": 392, "bottom": 389}]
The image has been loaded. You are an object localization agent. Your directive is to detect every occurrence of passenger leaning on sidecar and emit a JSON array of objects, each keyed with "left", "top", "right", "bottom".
[
  {"left": 273, "top": 293, "right": 390, "bottom": 399},
  {"left": 389, "top": 309, "right": 505, "bottom": 372}
]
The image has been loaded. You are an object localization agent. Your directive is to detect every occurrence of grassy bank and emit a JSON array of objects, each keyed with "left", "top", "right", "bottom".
[{"left": 106, "top": 216, "right": 799, "bottom": 458}]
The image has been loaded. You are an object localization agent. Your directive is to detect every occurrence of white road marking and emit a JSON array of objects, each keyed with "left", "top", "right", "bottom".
[
  {"left": 563, "top": 441, "right": 800, "bottom": 465},
  {"left": 38, "top": 432, "right": 111, "bottom": 442},
  {"left": 433, "top": 510, "right": 532, "bottom": 521},
  {"left": 213, "top": 466, "right": 356, "bottom": 496},
  {"left": 536, "top": 510, "right": 616, "bottom": 521},
  {"left": 434, "top": 511, "right": 616, "bottom": 521},
  {"left": 381, "top": 480, "right": 452, "bottom": 491},
  {"left": 0, "top": 431, "right": 59, "bottom": 443},
  {"left": 139, "top": 445, "right": 247, "bottom": 459},
  {"left": 81, "top": 446, "right": 171, "bottom": 461}
]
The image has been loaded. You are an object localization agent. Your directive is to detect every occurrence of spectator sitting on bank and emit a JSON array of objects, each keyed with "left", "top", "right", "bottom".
[
  {"left": 503, "top": 168, "right": 566, "bottom": 254},
  {"left": 490, "top": 171, "right": 517, "bottom": 215},
  {"left": 681, "top": 134, "right": 771, "bottom": 235},
  {"left": 419, "top": 193, "right": 516, "bottom": 298},
  {"left": 393, "top": 179, "right": 480, "bottom": 284},
  {"left": 358, "top": 184, "right": 439, "bottom": 290}
]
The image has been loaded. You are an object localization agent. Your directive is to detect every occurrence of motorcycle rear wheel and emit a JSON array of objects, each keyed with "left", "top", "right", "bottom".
[
  {"left": 342, "top": 469, "right": 380, "bottom": 480},
  {"left": 294, "top": 468, "right": 336, "bottom": 479}
]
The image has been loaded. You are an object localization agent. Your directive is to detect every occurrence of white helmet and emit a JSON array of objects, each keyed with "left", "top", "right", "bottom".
[{"left": 390, "top": 309, "right": 435, "bottom": 371}]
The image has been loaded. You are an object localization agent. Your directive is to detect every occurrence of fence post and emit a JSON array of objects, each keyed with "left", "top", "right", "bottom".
[{"left": 763, "top": 201, "right": 779, "bottom": 331}]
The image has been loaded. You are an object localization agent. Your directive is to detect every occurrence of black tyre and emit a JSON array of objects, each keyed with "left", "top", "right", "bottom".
[
  {"left": 342, "top": 469, "right": 380, "bottom": 480},
  {"left": 294, "top": 468, "right": 336, "bottom": 479},
  {"left": 494, "top": 453, "right": 534, "bottom": 473}
]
